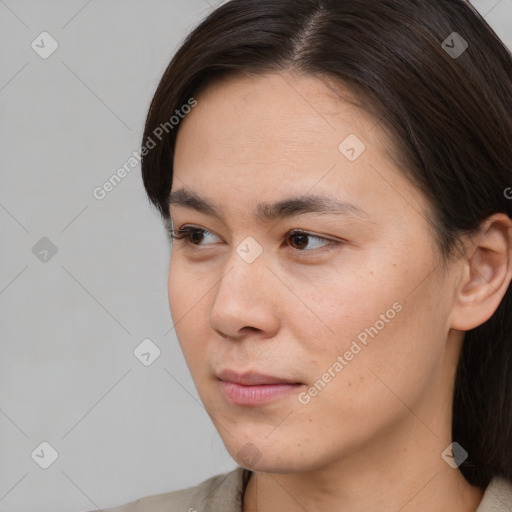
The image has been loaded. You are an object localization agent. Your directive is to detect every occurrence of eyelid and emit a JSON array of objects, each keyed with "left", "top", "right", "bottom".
[
  {"left": 170, "top": 225, "right": 221, "bottom": 243},
  {"left": 169, "top": 224, "right": 343, "bottom": 253}
]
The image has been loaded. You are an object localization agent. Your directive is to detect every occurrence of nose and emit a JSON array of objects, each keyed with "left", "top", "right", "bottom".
[{"left": 208, "top": 253, "right": 280, "bottom": 341}]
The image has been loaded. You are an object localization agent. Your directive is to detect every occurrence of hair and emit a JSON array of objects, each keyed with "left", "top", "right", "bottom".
[{"left": 140, "top": 0, "right": 512, "bottom": 489}]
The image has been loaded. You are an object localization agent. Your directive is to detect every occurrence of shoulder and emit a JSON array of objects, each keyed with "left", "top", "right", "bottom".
[
  {"left": 477, "top": 475, "right": 512, "bottom": 512},
  {"left": 90, "top": 466, "right": 251, "bottom": 512}
]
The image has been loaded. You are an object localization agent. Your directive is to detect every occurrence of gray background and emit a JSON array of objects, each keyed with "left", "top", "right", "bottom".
[{"left": 0, "top": 1, "right": 510, "bottom": 511}]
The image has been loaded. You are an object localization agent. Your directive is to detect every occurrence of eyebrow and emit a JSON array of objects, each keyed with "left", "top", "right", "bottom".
[{"left": 168, "top": 188, "right": 369, "bottom": 222}]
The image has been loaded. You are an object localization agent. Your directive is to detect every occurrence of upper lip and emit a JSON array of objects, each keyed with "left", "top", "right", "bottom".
[{"left": 217, "top": 369, "right": 301, "bottom": 386}]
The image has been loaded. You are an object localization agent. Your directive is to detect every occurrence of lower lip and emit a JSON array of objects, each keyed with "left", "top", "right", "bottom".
[{"left": 219, "top": 381, "right": 302, "bottom": 406}]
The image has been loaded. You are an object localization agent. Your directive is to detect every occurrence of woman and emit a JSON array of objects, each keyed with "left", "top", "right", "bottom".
[{"left": 95, "top": 0, "right": 512, "bottom": 510}]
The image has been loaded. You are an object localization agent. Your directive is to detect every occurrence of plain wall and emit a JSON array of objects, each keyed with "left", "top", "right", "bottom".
[{"left": 0, "top": 1, "right": 511, "bottom": 510}]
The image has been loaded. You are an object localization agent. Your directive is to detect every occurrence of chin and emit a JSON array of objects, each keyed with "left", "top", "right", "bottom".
[
  {"left": 219, "top": 433, "right": 322, "bottom": 474},
  {"left": 234, "top": 450, "right": 330, "bottom": 474}
]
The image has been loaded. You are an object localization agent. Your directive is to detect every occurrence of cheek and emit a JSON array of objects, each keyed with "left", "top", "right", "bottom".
[
  {"left": 167, "top": 259, "right": 206, "bottom": 363},
  {"left": 298, "top": 251, "right": 445, "bottom": 400},
  {"left": 291, "top": 262, "right": 394, "bottom": 353},
  {"left": 168, "top": 257, "right": 206, "bottom": 321},
  {"left": 324, "top": 291, "right": 447, "bottom": 425},
  {"left": 167, "top": 259, "right": 180, "bottom": 316}
]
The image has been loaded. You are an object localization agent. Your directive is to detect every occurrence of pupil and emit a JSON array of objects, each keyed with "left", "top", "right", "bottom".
[
  {"left": 192, "top": 230, "right": 203, "bottom": 243},
  {"left": 292, "top": 234, "right": 308, "bottom": 249}
]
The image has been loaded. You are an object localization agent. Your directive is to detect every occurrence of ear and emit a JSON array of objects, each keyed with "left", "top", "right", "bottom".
[{"left": 449, "top": 213, "right": 512, "bottom": 331}]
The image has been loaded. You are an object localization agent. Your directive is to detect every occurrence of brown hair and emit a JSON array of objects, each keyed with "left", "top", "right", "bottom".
[{"left": 140, "top": 0, "right": 512, "bottom": 488}]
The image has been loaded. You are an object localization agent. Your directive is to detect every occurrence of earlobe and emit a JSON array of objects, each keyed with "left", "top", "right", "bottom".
[{"left": 449, "top": 213, "right": 512, "bottom": 332}]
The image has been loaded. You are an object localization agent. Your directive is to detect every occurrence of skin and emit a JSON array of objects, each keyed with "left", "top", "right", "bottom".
[{"left": 168, "top": 71, "right": 512, "bottom": 512}]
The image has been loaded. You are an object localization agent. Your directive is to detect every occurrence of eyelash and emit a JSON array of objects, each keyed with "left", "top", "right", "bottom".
[{"left": 166, "top": 224, "right": 343, "bottom": 255}]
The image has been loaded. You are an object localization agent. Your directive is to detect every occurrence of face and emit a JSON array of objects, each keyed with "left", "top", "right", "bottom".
[{"left": 169, "top": 71, "right": 459, "bottom": 473}]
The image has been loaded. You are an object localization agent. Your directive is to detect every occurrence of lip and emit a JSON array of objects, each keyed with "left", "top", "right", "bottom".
[
  {"left": 217, "top": 369, "right": 301, "bottom": 385},
  {"left": 217, "top": 369, "right": 303, "bottom": 406}
]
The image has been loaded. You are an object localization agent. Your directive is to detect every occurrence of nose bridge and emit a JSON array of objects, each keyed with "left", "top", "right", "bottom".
[
  {"left": 208, "top": 240, "right": 278, "bottom": 337},
  {"left": 215, "top": 245, "right": 268, "bottom": 308},
  {"left": 217, "top": 234, "right": 268, "bottom": 296}
]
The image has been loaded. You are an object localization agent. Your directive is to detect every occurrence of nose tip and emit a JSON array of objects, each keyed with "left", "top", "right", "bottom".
[{"left": 207, "top": 256, "right": 279, "bottom": 341}]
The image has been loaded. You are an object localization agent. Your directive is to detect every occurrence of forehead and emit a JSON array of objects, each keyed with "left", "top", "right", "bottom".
[
  {"left": 176, "top": 71, "right": 377, "bottom": 151},
  {"left": 174, "top": 72, "right": 377, "bottom": 180},
  {"left": 172, "top": 71, "right": 430, "bottom": 227}
]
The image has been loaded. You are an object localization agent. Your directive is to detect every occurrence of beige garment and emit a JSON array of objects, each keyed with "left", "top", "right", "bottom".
[
  {"left": 90, "top": 467, "right": 512, "bottom": 512},
  {"left": 94, "top": 467, "right": 249, "bottom": 512}
]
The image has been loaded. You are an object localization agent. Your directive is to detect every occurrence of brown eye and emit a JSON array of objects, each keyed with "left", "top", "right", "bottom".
[
  {"left": 189, "top": 229, "right": 205, "bottom": 244},
  {"left": 289, "top": 232, "right": 309, "bottom": 250},
  {"left": 169, "top": 225, "right": 340, "bottom": 254},
  {"left": 286, "top": 231, "right": 332, "bottom": 251},
  {"left": 170, "top": 226, "right": 220, "bottom": 246}
]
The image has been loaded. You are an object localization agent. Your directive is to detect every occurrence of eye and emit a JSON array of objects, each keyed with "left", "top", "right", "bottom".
[
  {"left": 286, "top": 230, "right": 334, "bottom": 251},
  {"left": 168, "top": 225, "right": 341, "bottom": 253},
  {"left": 168, "top": 225, "right": 221, "bottom": 246}
]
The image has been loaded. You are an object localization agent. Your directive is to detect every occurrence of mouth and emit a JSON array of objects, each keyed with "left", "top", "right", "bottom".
[{"left": 216, "top": 369, "right": 303, "bottom": 406}]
